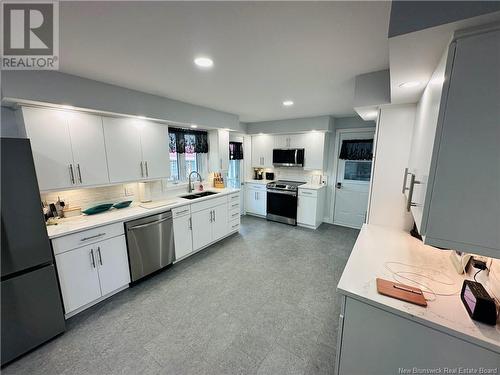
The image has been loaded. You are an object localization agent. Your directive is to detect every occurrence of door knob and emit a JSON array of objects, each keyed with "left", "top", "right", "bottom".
[{"left": 336, "top": 182, "right": 342, "bottom": 189}]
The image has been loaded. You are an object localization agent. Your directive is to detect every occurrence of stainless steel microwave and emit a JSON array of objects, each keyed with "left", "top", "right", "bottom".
[{"left": 272, "top": 148, "right": 305, "bottom": 167}]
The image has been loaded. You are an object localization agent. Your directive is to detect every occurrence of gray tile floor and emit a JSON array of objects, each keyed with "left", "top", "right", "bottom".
[{"left": 4, "top": 216, "right": 359, "bottom": 375}]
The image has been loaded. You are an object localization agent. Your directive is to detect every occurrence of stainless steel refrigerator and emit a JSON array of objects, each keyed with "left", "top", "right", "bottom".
[{"left": 1, "top": 138, "right": 65, "bottom": 366}]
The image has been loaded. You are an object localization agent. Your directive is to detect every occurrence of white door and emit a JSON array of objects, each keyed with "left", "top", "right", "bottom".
[
  {"left": 102, "top": 117, "right": 143, "bottom": 183},
  {"left": 55, "top": 245, "right": 102, "bottom": 313},
  {"left": 173, "top": 214, "right": 193, "bottom": 259},
  {"left": 255, "top": 190, "right": 267, "bottom": 216},
  {"left": 303, "top": 132, "right": 326, "bottom": 170},
  {"left": 333, "top": 131, "right": 375, "bottom": 229},
  {"left": 68, "top": 113, "right": 109, "bottom": 187},
  {"left": 191, "top": 208, "right": 213, "bottom": 250},
  {"left": 245, "top": 188, "right": 258, "bottom": 214},
  {"left": 96, "top": 236, "right": 131, "bottom": 296},
  {"left": 212, "top": 204, "right": 228, "bottom": 241},
  {"left": 297, "top": 195, "right": 316, "bottom": 226},
  {"left": 22, "top": 107, "right": 75, "bottom": 191},
  {"left": 140, "top": 122, "right": 170, "bottom": 180},
  {"left": 218, "top": 130, "right": 230, "bottom": 171}
]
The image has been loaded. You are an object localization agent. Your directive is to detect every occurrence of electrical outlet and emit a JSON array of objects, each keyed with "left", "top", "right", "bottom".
[{"left": 124, "top": 186, "right": 135, "bottom": 197}]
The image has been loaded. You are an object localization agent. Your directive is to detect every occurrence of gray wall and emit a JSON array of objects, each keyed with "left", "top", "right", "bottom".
[
  {"left": 389, "top": 1, "right": 500, "bottom": 37},
  {"left": 1, "top": 70, "right": 242, "bottom": 131},
  {"left": 335, "top": 116, "right": 375, "bottom": 130},
  {"left": 1, "top": 106, "right": 25, "bottom": 138},
  {"left": 246, "top": 115, "right": 332, "bottom": 134}
]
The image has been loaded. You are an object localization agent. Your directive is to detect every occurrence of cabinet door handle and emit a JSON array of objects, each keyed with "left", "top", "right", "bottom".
[
  {"left": 213, "top": 209, "right": 216, "bottom": 222},
  {"left": 188, "top": 217, "right": 192, "bottom": 230},
  {"left": 140, "top": 161, "right": 144, "bottom": 177},
  {"left": 90, "top": 249, "right": 96, "bottom": 268},
  {"left": 69, "top": 164, "right": 75, "bottom": 184},
  {"left": 97, "top": 246, "right": 103, "bottom": 265},
  {"left": 402, "top": 167, "right": 409, "bottom": 194},
  {"left": 406, "top": 173, "right": 421, "bottom": 212},
  {"left": 145, "top": 161, "right": 149, "bottom": 177},
  {"left": 80, "top": 233, "right": 106, "bottom": 242},
  {"left": 77, "top": 163, "right": 82, "bottom": 184},
  {"left": 209, "top": 210, "right": 213, "bottom": 223}
]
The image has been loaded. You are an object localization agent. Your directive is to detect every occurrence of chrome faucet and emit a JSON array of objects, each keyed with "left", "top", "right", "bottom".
[{"left": 188, "top": 171, "right": 203, "bottom": 193}]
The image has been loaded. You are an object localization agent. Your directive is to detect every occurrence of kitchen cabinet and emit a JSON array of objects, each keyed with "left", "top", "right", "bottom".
[
  {"left": 103, "top": 117, "right": 169, "bottom": 183},
  {"left": 208, "top": 129, "right": 229, "bottom": 172},
  {"left": 191, "top": 204, "right": 228, "bottom": 250},
  {"left": 245, "top": 183, "right": 267, "bottom": 216},
  {"left": 404, "top": 28, "right": 500, "bottom": 258},
  {"left": 302, "top": 132, "right": 326, "bottom": 170},
  {"left": 55, "top": 234, "right": 130, "bottom": 315},
  {"left": 251, "top": 134, "right": 273, "bottom": 168},
  {"left": 22, "top": 107, "right": 109, "bottom": 190},
  {"left": 274, "top": 134, "right": 303, "bottom": 149},
  {"left": 297, "top": 187, "right": 326, "bottom": 229},
  {"left": 172, "top": 206, "right": 193, "bottom": 260},
  {"left": 139, "top": 121, "right": 170, "bottom": 180}
]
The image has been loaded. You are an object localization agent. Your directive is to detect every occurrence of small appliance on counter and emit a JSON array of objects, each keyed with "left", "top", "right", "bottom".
[
  {"left": 265, "top": 172, "right": 275, "bottom": 180},
  {"left": 253, "top": 168, "right": 264, "bottom": 180}
]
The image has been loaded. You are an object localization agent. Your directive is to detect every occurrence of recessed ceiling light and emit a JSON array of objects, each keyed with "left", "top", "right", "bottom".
[
  {"left": 282, "top": 100, "right": 294, "bottom": 107},
  {"left": 399, "top": 81, "right": 420, "bottom": 88},
  {"left": 194, "top": 57, "right": 214, "bottom": 68},
  {"left": 190, "top": 124, "right": 198, "bottom": 129}
]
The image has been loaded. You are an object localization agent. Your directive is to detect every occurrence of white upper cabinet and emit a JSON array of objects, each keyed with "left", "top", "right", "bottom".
[
  {"left": 302, "top": 132, "right": 326, "bottom": 170},
  {"left": 273, "top": 134, "right": 304, "bottom": 149},
  {"left": 23, "top": 107, "right": 74, "bottom": 191},
  {"left": 140, "top": 121, "right": 170, "bottom": 180},
  {"left": 208, "top": 129, "right": 229, "bottom": 172},
  {"left": 23, "top": 107, "right": 109, "bottom": 191},
  {"left": 67, "top": 112, "right": 109, "bottom": 187},
  {"left": 102, "top": 117, "right": 143, "bottom": 183},
  {"left": 406, "top": 51, "right": 448, "bottom": 232},
  {"left": 406, "top": 29, "right": 500, "bottom": 258},
  {"left": 251, "top": 134, "right": 273, "bottom": 168}
]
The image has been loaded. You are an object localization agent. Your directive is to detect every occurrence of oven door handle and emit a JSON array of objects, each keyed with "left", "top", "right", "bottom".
[{"left": 267, "top": 189, "right": 297, "bottom": 196}]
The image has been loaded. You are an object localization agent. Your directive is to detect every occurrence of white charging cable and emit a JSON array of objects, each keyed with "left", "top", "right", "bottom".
[{"left": 384, "top": 261, "right": 461, "bottom": 302}]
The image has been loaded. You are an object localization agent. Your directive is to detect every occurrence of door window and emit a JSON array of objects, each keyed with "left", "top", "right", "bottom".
[{"left": 344, "top": 160, "right": 372, "bottom": 182}]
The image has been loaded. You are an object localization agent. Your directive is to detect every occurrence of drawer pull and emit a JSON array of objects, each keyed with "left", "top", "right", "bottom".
[
  {"left": 80, "top": 233, "right": 106, "bottom": 242},
  {"left": 231, "top": 223, "right": 239, "bottom": 229},
  {"left": 231, "top": 203, "right": 239, "bottom": 208},
  {"left": 175, "top": 209, "right": 189, "bottom": 215},
  {"left": 302, "top": 191, "right": 313, "bottom": 195},
  {"left": 231, "top": 212, "right": 239, "bottom": 218}
]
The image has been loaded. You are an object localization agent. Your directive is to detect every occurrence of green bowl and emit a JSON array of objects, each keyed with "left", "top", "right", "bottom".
[
  {"left": 113, "top": 201, "right": 132, "bottom": 209},
  {"left": 82, "top": 203, "right": 113, "bottom": 215}
]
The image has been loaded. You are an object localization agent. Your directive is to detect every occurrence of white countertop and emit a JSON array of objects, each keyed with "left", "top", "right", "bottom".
[
  {"left": 299, "top": 184, "right": 325, "bottom": 190},
  {"left": 46, "top": 188, "right": 239, "bottom": 239},
  {"left": 245, "top": 179, "right": 274, "bottom": 185},
  {"left": 338, "top": 224, "right": 500, "bottom": 353}
]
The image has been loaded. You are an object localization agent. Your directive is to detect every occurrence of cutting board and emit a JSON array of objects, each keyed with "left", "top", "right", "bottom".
[{"left": 376, "top": 278, "right": 427, "bottom": 307}]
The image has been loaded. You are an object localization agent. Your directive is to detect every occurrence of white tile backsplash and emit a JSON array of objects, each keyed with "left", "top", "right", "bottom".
[{"left": 40, "top": 179, "right": 185, "bottom": 210}]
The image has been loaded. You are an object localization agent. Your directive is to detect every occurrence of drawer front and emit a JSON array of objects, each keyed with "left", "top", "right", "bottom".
[
  {"left": 52, "top": 222, "right": 124, "bottom": 255},
  {"left": 298, "top": 189, "right": 318, "bottom": 198},
  {"left": 227, "top": 200, "right": 240, "bottom": 212},
  {"left": 228, "top": 208, "right": 240, "bottom": 222},
  {"left": 228, "top": 218, "right": 240, "bottom": 232},
  {"left": 228, "top": 193, "right": 240, "bottom": 203},
  {"left": 246, "top": 183, "right": 267, "bottom": 191},
  {"left": 191, "top": 196, "right": 227, "bottom": 213},
  {"left": 172, "top": 205, "right": 191, "bottom": 218}
]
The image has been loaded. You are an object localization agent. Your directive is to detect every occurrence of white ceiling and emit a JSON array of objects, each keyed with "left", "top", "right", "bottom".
[{"left": 59, "top": 1, "right": 391, "bottom": 122}]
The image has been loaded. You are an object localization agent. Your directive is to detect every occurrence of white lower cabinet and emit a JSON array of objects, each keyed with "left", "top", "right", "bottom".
[
  {"left": 191, "top": 204, "right": 228, "bottom": 250},
  {"left": 245, "top": 184, "right": 267, "bottom": 216},
  {"left": 54, "top": 234, "right": 130, "bottom": 316},
  {"left": 297, "top": 187, "right": 325, "bottom": 229},
  {"left": 212, "top": 204, "right": 229, "bottom": 241},
  {"left": 173, "top": 214, "right": 193, "bottom": 260}
]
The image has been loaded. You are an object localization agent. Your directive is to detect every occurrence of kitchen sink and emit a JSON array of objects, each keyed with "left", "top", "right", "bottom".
[{"left": 180, "top": 191, "right": 219, "bottom": 200}]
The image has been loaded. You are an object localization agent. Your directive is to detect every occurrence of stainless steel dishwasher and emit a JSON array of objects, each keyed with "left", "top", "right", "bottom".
[{"left": 125, "top": 210, "right": 175, "bottom": 282}]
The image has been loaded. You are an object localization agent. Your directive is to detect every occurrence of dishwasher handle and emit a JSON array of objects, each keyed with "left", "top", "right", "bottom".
[{"left": 127, "top": 216, "right": 172, "bottom": 231}]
